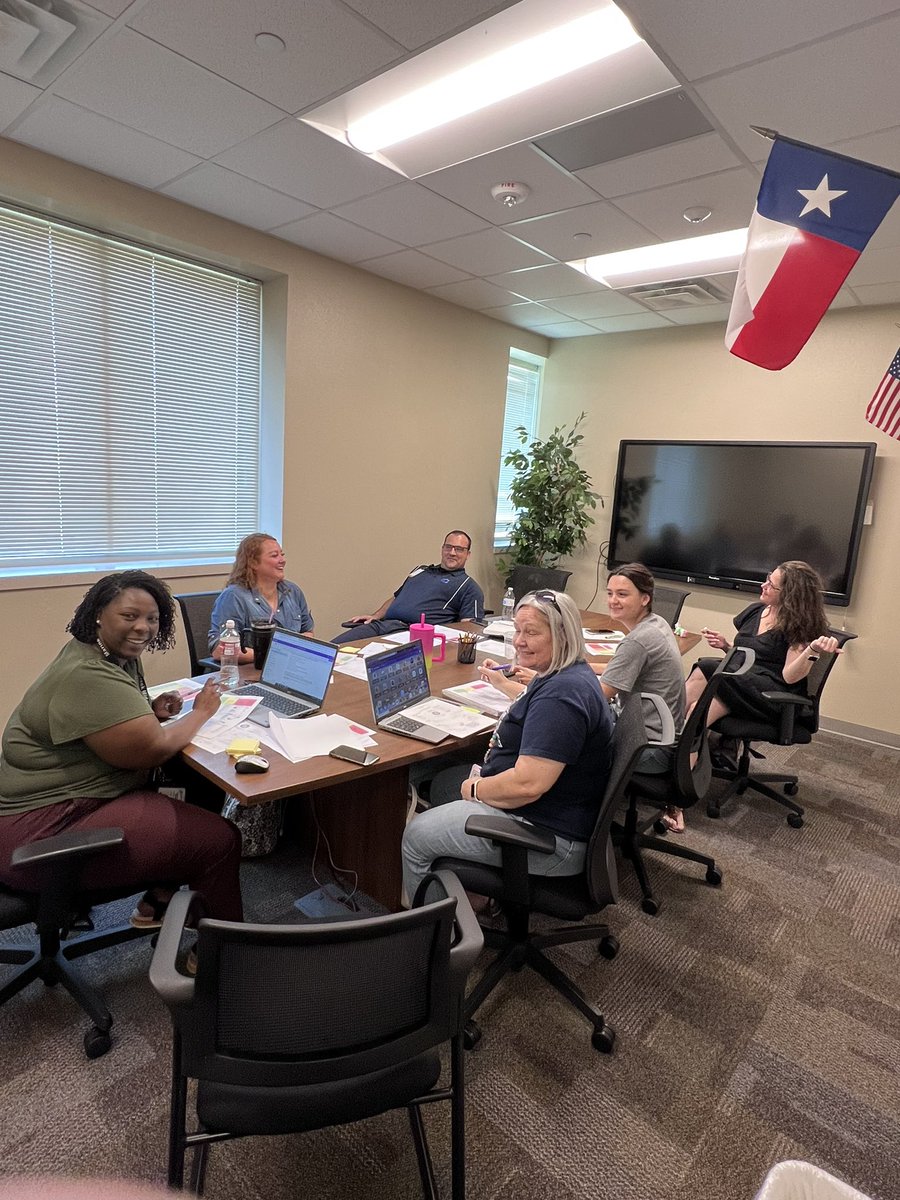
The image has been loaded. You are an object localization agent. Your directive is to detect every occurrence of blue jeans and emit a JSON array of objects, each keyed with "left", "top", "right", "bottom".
[{"left": 401, "top": 765, "right": 586, "bottom": 900}]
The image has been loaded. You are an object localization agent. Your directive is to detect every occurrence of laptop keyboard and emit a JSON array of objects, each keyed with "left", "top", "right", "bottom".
[
  {"left": 237, "top": 684, "right": 310, "bottom": 717},
  {"left": 387, "top": 714, "right": 425, "bottom": 733}
]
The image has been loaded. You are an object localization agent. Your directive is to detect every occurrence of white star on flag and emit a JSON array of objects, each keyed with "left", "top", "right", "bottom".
[{"left": 797, "top": 174, "right": 847, "bottom": 218}]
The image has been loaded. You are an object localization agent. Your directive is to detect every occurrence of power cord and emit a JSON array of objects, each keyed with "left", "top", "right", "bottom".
[
  {"left": 583, "top": 540, "right": 610, "bottom": 611},
  {"left": 309, "top": 798, "right": 360, "bottom": 909}
]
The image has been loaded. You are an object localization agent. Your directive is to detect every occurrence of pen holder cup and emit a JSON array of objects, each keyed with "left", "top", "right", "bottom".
[{"left": 456, "top": 638, "right": 478, "bottom": 665}]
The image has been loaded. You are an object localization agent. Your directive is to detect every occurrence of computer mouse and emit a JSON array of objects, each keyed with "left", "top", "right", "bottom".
[{"left": 235, "top": 754, "right": 269, "bottom": 774}]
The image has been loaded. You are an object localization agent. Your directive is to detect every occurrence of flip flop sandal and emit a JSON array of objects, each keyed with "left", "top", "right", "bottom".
[
  {"left": 660, "top": 809, "right": 686, "bottom": 834},
  {"left": 129, "top": 890, "right": 171, "bottom": 929}
]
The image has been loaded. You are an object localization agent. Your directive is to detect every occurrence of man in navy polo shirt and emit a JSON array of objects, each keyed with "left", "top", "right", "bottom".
[{"left": 332, "top": 530, "right": 485, "bottom": 643}]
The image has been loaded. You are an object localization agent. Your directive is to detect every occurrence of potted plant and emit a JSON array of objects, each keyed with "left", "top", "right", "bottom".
[{"left": 499, "top": 411, "right": 600, "bottom": 575}]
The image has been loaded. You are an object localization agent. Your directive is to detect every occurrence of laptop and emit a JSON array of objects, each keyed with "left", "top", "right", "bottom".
[
  {"left": 364, "top": 639, "right": 448, "bottom": 744},
  {"left": 232, "top": 628, "right": 339, "bottom": 727}
]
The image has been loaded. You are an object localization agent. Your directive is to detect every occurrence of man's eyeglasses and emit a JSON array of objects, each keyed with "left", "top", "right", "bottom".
[{"left": 442, "top": 543, "right": 469, "bottom": 554}]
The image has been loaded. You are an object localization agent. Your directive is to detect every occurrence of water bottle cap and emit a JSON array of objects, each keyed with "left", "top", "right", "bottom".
[{"left": 225, "top": 619, "right": 235, "bottom": 629}]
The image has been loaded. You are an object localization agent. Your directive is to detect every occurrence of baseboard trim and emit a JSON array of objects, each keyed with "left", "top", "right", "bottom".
[{"left": 820, "top": 718, "right": 900, "bottom": 751}]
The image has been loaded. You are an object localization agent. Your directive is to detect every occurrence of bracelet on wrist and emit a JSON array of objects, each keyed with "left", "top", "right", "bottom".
[{"left": 470, "top": 778, "right": 479, "bottom": 801}]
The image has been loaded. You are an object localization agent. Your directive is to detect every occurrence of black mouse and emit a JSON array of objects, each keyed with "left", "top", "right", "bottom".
[{"left": 235, "top": 754, "right": 269, "bottom": 774}]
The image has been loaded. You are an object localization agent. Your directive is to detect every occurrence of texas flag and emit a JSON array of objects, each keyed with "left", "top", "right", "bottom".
[{"left": 726, "top": 137, "right": 900, "bottom": 370}]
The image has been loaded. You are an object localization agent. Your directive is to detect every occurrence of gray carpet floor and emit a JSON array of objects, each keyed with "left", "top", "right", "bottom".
[{"left": 2, "top": 730, "right": 899, "bottom": 1200}]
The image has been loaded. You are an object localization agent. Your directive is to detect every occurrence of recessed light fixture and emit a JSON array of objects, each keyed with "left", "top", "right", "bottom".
[
  {"left": 300, "top": 0, "right": 679, "bottom": 178},
  {"left": 569, "top": 227, "right": 748, "bottom": 289},
  {"left": 572, "top": 232, "right": 592, "bottom": 241},
  {"left": 255, "top": 32, "right": 286, "bottom": 53},
  {"left": 683, "top": 205, "right": 712, "bottom": 224}
]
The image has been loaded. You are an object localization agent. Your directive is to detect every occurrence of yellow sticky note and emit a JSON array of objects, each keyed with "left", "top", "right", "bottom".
[{"left": 227, "top": 737, "right": 260, "bottom": 758}]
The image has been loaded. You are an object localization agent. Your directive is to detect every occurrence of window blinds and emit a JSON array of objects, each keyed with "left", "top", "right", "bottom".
[
  {"left": 0, "top": 206, "right": 262, "bottom": 576},
  {"left": 494, "top": 353, "right": 542, "bottom": 548}
]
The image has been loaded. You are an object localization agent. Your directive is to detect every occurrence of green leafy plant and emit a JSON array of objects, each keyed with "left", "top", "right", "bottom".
[{"left": 499, "top": 412, "right": 599, "bottom": 570}]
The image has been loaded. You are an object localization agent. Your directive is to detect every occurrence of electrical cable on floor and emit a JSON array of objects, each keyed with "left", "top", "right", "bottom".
[{"left": 309, "top": 798, "right": 359, "bottom": 907}]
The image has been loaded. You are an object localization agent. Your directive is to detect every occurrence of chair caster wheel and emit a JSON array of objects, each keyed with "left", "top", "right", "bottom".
[
  {"left": 84, "top": 1026, "right": 111, "bottom": 1059},
  {"left": 706, "top": 804, "right": 721, "bottom": 819},
  {"left": 641, "top": 896, "right": 660, "bottom": 916},
  {"left": 787, "top": 813, "right": 804, "bottom": 828},
  {"left": 599, "top": 935, "right": 619, "bottom": 960},
  {"left": 784, "top": 783, "right": 799, "bottom": 797},
  {"left": 591, "top": 1023, "right": 616, "bottom": 1053},
  {"left": 463, "top": 1020, "right": 482, "bottom": 1051},
  {"left": 706, "top": 866, "right": 723, "bottom": 886}
]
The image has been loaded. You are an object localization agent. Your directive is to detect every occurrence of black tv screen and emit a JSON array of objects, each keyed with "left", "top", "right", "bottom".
[{"left": 608, "top": 441, "right": 875, "bottom": 607}]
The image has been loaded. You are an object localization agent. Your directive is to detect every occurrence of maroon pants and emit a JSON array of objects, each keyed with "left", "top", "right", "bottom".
[{"left": 0, "top": 791, "right": 243, "bottom": 922}]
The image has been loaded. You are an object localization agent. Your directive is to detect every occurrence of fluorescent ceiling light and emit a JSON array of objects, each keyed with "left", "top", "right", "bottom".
[
  {"left": 301, "top": 0, "right": 678, "bottom": 178},
  {"left": 571, "top": 227, "right": 750, "bottom": 289},
  {"left": 347, "top": 7, "right": 640, "bottom": 154}
]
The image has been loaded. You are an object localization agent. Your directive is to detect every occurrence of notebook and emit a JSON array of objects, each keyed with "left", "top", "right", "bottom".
[
  {"left": 232, "top": 628, "right": 339, "bottom": 727},
  {"left": 364, "top": 640, "right": 448, "bottom": 743},
  {"left": 442, "top": 679, "right": 513, "bottom": 719}
]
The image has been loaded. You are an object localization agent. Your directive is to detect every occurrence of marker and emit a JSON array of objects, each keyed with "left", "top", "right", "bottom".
[{"left": 487, "top": 664, "right": 514, "bottom": 674}]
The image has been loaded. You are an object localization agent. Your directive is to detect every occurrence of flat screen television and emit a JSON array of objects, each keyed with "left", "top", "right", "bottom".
[{"left": 607, "top": 441, "right": 875, "bottom": 607}]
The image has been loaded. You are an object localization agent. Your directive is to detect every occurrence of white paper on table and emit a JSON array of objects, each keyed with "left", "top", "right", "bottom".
[
  {"left": 191, "top": 694, "right": 263, "bottom": 753},
  {"left": 265, "top": 712, "right": 377, "bottom": 764},
  {"left": 384, "top": 624, "right": 462, "bottom": 644},
  {"left": 148, "top": 677, "right": 204, "bottom": 717},
  {"left": 584, "top": 641, "right": 621, "bottom": 657},
  {"left": 333, "top": 641, "right": 394, "bottom": 679},
  {"left": 477, "top": 638, "right": 510, "bottom": 657},
  {"left": 405, "top": 698, "right": 496, "bottom": 738},
  {"left": 483, "top": 619, "right": 514, "bottom": 638}
]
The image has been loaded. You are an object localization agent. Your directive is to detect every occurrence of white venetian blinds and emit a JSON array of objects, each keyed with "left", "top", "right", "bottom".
[
  {"left": 494, "top": 351, "right": 543, "bottom": 548},
  {"left": 0, "top": 205, "right": 262, "bottom": 577}
]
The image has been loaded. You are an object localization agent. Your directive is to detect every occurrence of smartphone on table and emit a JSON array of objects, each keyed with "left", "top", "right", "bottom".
[{"left": 329, "top": 744, "right": 379, "bottom": 766}]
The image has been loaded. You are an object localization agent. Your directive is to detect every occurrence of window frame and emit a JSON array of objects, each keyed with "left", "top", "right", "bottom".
[{"left": 494, "top": 349, "right": 544, "bottom": 551}]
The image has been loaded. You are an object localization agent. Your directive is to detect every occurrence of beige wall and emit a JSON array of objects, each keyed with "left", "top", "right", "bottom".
[
  {"left": 539, "top": 312, "right": 900, "bottom": 739},
  {"left": 0, "top": 137, "right": 548, "bottom": 729}
]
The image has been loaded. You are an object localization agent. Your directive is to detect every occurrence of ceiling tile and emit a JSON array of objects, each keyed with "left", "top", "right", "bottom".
[
  {"left": 343, "top": 0, "right": 520, "bottom": 50},
  {"left": 424, "top": 277, "right": 525, "bottom": 310},
  {"left": 160, "top": 163, "right": 316, "bottom": 229},
  {"left": 830, "top": 126, "right": 900, "bottom": 177},
  {"left": 480, "top": 302, "right": 563, "bottom": 329},
  {"left": 357, "top": 249, "right": 470, "bottom": 289},
  {"left": 10, "top": 97, "right": 201, "bottom": 188},
  {"left": 128, "top": 0, "right": 403, "bottom": 113},
  {"left": 215, "top": 118, "right": 398, "bottom": 208},
  {"left": 843, "top": 282, "right": 900, "bottom": 306},
  {"left": 55, "top": 29, "right": 284, "bottom": 157},
  {"left": 270, "top": 211, "right": 405, "bottom": 261},
  {"left": 84, "top": 0, "right": 131, "bottom": 14},
  {"left": 694, "top": 18, "right": 900, "bottom": 160},
  {"left": 0, "top": 71, "right": 40, "bottom": 128},
  {"left": 586, "top": 311, "right": 674, "bottom": 332},
  {"left": 542, "top": 290, "right": 649, "bottom": 320},
  {"left": 847, "top": 239, "right": 900, "bottom": 286},
  {"left": 504, "top": 199, "right": 656, "bottom": 260},
  {"left": 611, "top": 166, "right": 758, "bottom": 241},
  {"left": 659, "top": 302, "right": 733, "bottom": 325},
  {"left": 533, "top": 320, "right": 602, "bottom": 338},
  {"left": 419, "top": 228, "right": 553, "bottom": 274},
  {"left": 333, "top": 182, "right": 486, "bottom": 246},
  {"left": 623, "top": 0, "right": 900, "bottom": 79},
  {"left": 575, "top": 131, "right": 742, "bottom": 199},
  {"left": 420, "top": 141, "right": 599, "bottom": 225},
  {"left": 489, "top": 263, "right": 603, "bottom": 301}
]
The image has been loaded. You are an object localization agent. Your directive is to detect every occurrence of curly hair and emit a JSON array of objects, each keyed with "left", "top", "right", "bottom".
[
  {"left": 227, "top": 533, "right": 279, "bottom": 590},
  {"left": 607, "top": 562, "right": 654, "bottom": 613},
  {"left": 67, "top": 570, "right": 177, "bottom": 651},
  {"left": 773, "top": 561, "right": 828, "bottom": 647}
]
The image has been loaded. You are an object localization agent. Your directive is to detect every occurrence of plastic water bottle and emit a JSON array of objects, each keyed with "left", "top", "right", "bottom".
[
  {"left": 219, "top": 619, "right": 241, "bottom": 689},
  {"left": 501, "top": 587, "right": 515, "bottom": 623}
]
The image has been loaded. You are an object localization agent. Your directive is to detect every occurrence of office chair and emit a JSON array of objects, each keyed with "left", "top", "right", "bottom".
[
  {"left": 0, "top": 827, "right": 157, "bottom": 1058},
  {"left": 618, "top": 647, "right": 754, "bottom": 915},
  {"left": 151, "top": 872, "right": 482, "bottom": 1199},
  {"left": 174, "top": 591, "right": 220, "bottom": 677},
  {"left": 433, "top": 691, "right": 673, "bottom": 1053},
  {"left": 707, "top": 630, "right": 857, "bottom": 826},
  {"left": 652, "top": 585, "right": 690, "bottom": 630},
  {"left": 506, "top": 565, "right": 572, "bottom": 602}
]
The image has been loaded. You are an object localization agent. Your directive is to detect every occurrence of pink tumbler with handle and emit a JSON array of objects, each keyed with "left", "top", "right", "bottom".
[{"left": 409, "top": 613, "right": 445, "bottom": 673}]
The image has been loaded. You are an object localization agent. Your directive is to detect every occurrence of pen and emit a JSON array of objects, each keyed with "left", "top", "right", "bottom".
[{"left": 487, "top": 664, "right": 514, "bottom": 673}]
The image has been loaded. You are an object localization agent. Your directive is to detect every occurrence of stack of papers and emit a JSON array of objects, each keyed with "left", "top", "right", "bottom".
[
  {"left": 333, "top": 641, "right": 394, "bottom": 680},
  {"left": 264, "top": 713, "right": 376, "bottom": 764},
  {"left": 191, "top": 694, "right": 263, "bottom": 753},
  {"left": 442, "top": 680, "right": 513, "bottom": 718},
  {"left": 483, "top": 618, "right": 514, "bottom": 638}
]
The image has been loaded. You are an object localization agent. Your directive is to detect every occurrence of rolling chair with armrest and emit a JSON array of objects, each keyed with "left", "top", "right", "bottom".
[
  {"left": 151, "top": 870, "right": 482, "bottom": 1199},
  {"left": 619, "top": 646, "right": 754, "bottom": 915},
  {"left": 432, "top": 691, "right": 673, "bottom": 1053},
  {"left": 0, "top": 827, "right": 157, "bottom": 1058},
  {"left": 174, "top": 591, "right": 220, "bottom": 677},
  {"left": 652, "top": 585, "right": 690, "bottom": 630},
  {"left": 707, "top": 630, "right": 856, "bottom": 826},
  {"left": 506, "top": 565, "right": 572, "bottom": 602}
]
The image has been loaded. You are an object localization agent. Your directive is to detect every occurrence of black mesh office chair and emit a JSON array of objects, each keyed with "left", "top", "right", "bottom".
[
  {"left": 619, "top": 647, "right": 754, "bottom": 914},
  {"left": 506, "top": 565, "right": 572, "bottom": 602},
  {"left": 433, "top": 691, "right": 672, "bottom": 1053},
  {"left": 0, "top": 827, "right": 156, "bottom": 1058},
  {"left": 151, "top": 872, "right": 482, "bottom": 1199},
  {"left": 652, "top": 585, "right": 690, "bottom": 630},
  {"left": 174, "top": 591, "right": 220, "bottom": 676},
  {"left": 707, "top": 630, "right": 856, "bottom": 826}
]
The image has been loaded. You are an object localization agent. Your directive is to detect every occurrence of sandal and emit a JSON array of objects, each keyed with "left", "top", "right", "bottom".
[
  {"left": 659, "top": 807, "right": 686, "bottom": 834},
  {"left": 129, "top": 889, "right": 172, "bottom": 929}
]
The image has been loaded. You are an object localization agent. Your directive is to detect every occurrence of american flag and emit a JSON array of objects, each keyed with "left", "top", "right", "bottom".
[{"left": 866, "top": 347, "right": 900, "bottom": 439}]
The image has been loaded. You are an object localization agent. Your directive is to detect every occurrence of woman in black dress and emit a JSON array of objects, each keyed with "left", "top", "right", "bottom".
[{"left": 684, "top": 560, "right": 840, "bottom": 735}]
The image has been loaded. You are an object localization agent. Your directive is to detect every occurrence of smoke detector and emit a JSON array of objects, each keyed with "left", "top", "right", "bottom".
[{"left": 491, "top": 182, "right": 530, "bottom": 208}]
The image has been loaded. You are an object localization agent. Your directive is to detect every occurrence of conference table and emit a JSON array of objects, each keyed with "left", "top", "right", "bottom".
[{"left": 181, "top": 614, "right": 701, "bottom": 910}]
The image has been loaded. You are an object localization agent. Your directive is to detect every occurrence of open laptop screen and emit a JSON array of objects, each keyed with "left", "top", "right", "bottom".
[
  {"left": 366, "top": 640, "right": 431, "bottom": 722},
  {"left": 260, "top": 629, "right": 338, "bottom": 704}
]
